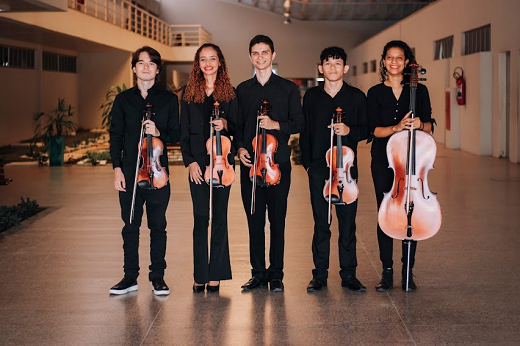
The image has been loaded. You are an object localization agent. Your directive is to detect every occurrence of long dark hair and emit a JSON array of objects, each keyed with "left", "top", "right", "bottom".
[
  {"left": 379, "top": 40, "right": 415, "bottom": 82},
  {"left": 183, "top": 43, "right": 235, "bottom": 104}
]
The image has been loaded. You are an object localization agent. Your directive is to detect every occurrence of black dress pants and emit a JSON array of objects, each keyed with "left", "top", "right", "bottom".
[
  {"left": 240, "top": 161, "right": 291, "bottom": 282},
  {"left": 371, "top": 163, "right": 417, "bottom": 270},
  {"left": 308, "top": 166, "right": 358, "bottom": 281},
  {"left": 189, "top": 170, "right": 232, "bottom": 284},
  {"left": 119, "top": 179, "right": 170, "bottom": 281}
]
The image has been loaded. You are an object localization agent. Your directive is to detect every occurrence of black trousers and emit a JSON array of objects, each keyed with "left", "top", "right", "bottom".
[
  {"left": 308, "top": 166, "right": 358, "bottom": 281},
  {"left": 371, "top": 164, "right": 417, "bottom": 270},
  {"left": 189, "top": 169, "right": 232, "bottom": 284},
  {"left": 240, "top": 161, "right": 291, "bottom": 282},
  {"left": 119, "top": 179, "right": 170, "bottom": 281}
]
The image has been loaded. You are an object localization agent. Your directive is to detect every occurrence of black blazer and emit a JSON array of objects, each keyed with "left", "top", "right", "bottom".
[{"left": 180, "top": 91, "right": 238, "bottom": 168}]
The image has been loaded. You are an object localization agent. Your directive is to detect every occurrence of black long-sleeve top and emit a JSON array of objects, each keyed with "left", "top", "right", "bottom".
[
  {"left": 235, "top": 73, "right": 304, "bottom": 164},
  {"left": 300, "top": 82, "right": 368, "bottom": 179},
  {"left": 109, "top": 84, "right": 180, "bottom": 176},
  {"left": 180, "top": 93, "right": 238, "bottom": 168},
  {"left": 367, "top": 82, "right": 432, "bottom": 170}
]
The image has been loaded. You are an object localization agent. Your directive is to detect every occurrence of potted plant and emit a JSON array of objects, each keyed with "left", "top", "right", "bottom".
[
  {"left": 100, "top": 84, "right": 127, "bottom": 130},
  {"left": 34, "top": 98, "right": 78, "bottom": 166}
]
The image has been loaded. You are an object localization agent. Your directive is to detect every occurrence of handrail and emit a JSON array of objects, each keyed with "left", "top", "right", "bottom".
[{"left": 68, "top": 0, "right": 212, "bottom": 47}]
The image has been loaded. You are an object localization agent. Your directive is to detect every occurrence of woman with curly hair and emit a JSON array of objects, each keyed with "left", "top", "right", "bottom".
[
  {"left": 180, "top": 43, "right": 238, "bottom": 293},
  {"left": 367, "top": 40, "right": 434, "bottom": 292}
]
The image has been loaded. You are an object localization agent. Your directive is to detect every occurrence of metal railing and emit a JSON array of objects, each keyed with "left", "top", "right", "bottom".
[{"left": 68, "top": 0, "right": 211, "bottom": 47}]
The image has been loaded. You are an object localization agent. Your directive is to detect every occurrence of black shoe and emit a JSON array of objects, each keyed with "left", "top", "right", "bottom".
[
  {"left": 402, "top": 268, "right": 417, "bottom": 292},
  {"left": 206, "top": 283, "right": 220, "bottom": 293},
  {"left": 193, "top": 284, "right": 205, "bottom": 293},
  {"left": 109, "top": 277, "right": 138, "bottom": 295},
  {"left": 241, "top": 277, "right": 267, "bottom": 291},
  {"left": 376, "top": 268, "right": 394, "bottom": 292},
  {"left": 151, "top": 277, "right": 170, "bottom": 296},
  {"left": 341, "top": 276, "right": 366, "bottom": 292},
  {"left": 307, "top": 278, "right": 327, "bottom": 292},
  {"left": 270, "top": 279, "right": 284, "bottom": 292}
]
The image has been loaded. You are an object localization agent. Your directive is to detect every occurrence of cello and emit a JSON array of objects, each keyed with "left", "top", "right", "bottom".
[
  {"left": 130, "top": 103, "right": 169, "bottom": 222},
  {"left": 204, "top": 101, "right": 234, "bottom": 220},
  {"left": 249, "top": 99, "right": 281, "bottom": 214},
  {"left": 377, "top": 61, "right": 442, "bottom": 290},
  {"left": 323, "top": 107, "right": 359, "bottom": 224}
]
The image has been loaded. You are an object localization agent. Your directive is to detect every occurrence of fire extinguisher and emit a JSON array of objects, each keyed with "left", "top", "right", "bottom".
[{"left": 453, "top": 67, "right": 465, "bottom": 105}]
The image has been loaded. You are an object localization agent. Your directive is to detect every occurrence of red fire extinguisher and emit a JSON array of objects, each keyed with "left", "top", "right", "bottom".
[{"left": 453, "top": 67, "right": 465, "bottom": 105}]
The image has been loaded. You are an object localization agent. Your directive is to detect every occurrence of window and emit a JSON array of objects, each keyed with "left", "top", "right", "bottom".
[
  {"left": 362, "top": 62, "right": 368, "bottom": 74},
  {"left": 434, "top": 36, "right": 454, "bottom": 60},
  {"left": 370, "top": 60, "right": 377, "bottom": 73},
  {"left": 0, "top": 45, "right": 35, "bottom": 69},
  {"left": 463, "top": 24, "right": 490, "bottom": 56},
  {"left": 43, "top": 52, "right": 77, "bottom": 73},
  {"left": 352, "top": 65, "right": 357, "bottom": 76}
]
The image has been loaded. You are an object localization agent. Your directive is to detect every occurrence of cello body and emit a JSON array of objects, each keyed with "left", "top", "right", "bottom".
[
  {"left": 377, "top": 61, "right": 441, "bottom": 241},
  {"left": 378, "top": 130, "right": 441, "bottom": 240}
]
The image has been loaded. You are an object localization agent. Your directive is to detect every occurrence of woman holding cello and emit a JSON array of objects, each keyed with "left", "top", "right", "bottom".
[
  {"left": 180, "top": 43, "right": 237, "bottom": 292},
  {"left": 368, "top": 40, "right": 434, "bottom": 292}
]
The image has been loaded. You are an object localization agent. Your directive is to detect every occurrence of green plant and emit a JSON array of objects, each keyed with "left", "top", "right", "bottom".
[
  {"left": 0, "top": 197, "right": 41, "bottom": 233},
  {"left": 100, "top": 84, "right": 127, "bottom": 130},
  {"left": 85, "top": 151, "right": 111, "bottom": 166},
  {"left": 34, "top": 98, "right": 78, "bottom": 139}
]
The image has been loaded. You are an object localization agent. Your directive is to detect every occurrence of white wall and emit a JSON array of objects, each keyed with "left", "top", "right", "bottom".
[
  {"left": 159, "top": 0, "right": 391, "bottom": 86},
  {"left": 78, "top": 51, "right": 133, "bottom": 130},
  {"left": 348, "top": 0, "right": 520, "bottom": 162},
  {"left": 0, "top": 38, "right": 80, "bottom": 146}
]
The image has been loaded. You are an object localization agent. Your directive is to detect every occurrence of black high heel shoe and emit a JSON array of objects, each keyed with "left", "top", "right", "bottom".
[
  {"left": 193, "top": 284, "right": 205, "bottom": 293},
  {"left": 206, "top": 283, "right": 220, "bottom": 292}
]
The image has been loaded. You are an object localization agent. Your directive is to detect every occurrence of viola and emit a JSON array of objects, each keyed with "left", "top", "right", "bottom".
[
  {"left": 249, "top": 99, "right": 280, "bottom": 214},
  {"left": 250, "top": 99, "right": 281, "bottom": 187},
  {"left": 130, "top": 104, "right": 168, "bottom": 222},
  {"left": 137, "top": 104, "right": 169, "bottom": 190},
  {"left": 204, "top": 101, "right": 234, "bottom": 188},
  {"left": 323, "top": 107, "right": 359, "bottom": 206},
  {"left": 377, "top": 62, "right": 442, "bottom": 241}
]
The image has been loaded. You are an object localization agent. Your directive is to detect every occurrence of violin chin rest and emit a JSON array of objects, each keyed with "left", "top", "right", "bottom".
[
  {"left": 325, "top": 195, "right": 343, "bottom": 205},
  {"left": 137, "top": 181, "right": 157, "bottom": 190}
]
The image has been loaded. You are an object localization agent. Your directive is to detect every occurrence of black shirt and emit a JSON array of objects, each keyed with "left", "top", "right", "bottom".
[
  {"left": 109, "top": 84, "right": 180, "bottom": 176},
  {"left": 367, "top": 82, "right": 432, "bottom": 169},
  {"left": 235, "top": 73, "right": 304, "bottom": 164},
  {"left": 180, "top": 93, "right": 238, "bottom": 168},
  {"left": 300, "top": 82, "right": 368, "bottom": 178}
]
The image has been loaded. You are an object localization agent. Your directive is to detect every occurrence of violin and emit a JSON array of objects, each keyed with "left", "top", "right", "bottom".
[
  {"left": 130, "top": 103, "right": 168, "bottom": 222},
  {"left": 377, "top": 62, "right": 442, "bottom": 241},
  {"left": 249, "top": 99, "right": 280, "bottom": 214},
  {"left": 204, "top": 101, "right": 234, "bottom": 188},
  {"left": 137, "top": 104, "right": 169, "bottom": 190},
  {"left": 323, "top": 107, "right": 359, "bottom": 223}
]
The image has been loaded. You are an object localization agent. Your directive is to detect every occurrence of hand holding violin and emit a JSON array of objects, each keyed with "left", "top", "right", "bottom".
[
  {"left": 328, "top": 122, "right": 350, "bottom": 136},
  {"left": 211, "top": 118, "right": 227, "bottom": 132},
  {"left": 258, "top": 115, "right": 280, "bottom": 130},
  {"left": 143, "top": 119, "right": 160, "bottom": 137}
]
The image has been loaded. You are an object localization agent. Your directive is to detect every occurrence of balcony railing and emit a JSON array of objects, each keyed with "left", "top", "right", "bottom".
[{"left": 69, "top": 0, "right": 211, "bottom": 47}]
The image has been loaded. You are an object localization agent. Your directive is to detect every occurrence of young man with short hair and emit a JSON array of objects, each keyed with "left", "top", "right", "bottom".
[{"left": 300, "top": 46, "right": 368, "bottom": 292}]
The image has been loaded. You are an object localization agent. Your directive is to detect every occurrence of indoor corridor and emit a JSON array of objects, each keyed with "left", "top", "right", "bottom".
[{"left": 0, "top": 143, "right": 519, "bottom": 345}]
